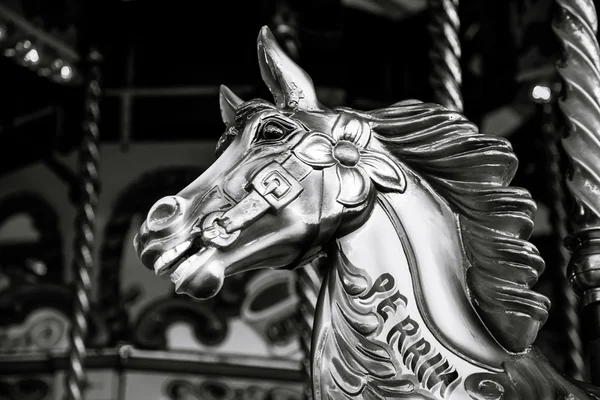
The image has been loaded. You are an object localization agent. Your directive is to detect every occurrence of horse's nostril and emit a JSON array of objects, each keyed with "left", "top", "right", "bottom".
[
  {"left": 148, "top": 196, "right": 180, "bottom": 227},
  {"left": 151, "top": 203, "right": 176, "bottom": 221}
]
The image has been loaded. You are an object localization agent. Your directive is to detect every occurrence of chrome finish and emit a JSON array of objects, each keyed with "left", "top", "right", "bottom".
[
  {"left": 553, "top": 0, "right": 600, "bottom": 384},
  {"left": 249, "top": 161, "right": 305, "bottom": 210},
  {"left": 147, "top": 196, "right": 181, "bottom": 231},
  {"left": 219, "top": 84, "right": 245, "bottom": 127},
  {"left": 535, "top": 87, "right": 584, "bottom": 378},
  {"left": 427, "top": 0, "right": 462, "bottom": 112},
  {"left": 553, "top": 0, "right": 600, "bottom": 219},
  {"left": 257, "top": 27, "right": 321, "bottom": 111},
  {"left": 134, "top": 26, "right": 600, "bottom": 399}
]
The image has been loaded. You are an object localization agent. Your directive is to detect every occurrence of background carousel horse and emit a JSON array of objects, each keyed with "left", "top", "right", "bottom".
[{"left": 134, "top": 27, "right": 600, "bottom": 400}]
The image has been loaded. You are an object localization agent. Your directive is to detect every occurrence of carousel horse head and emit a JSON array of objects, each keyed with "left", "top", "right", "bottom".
[
  {"left": 133, "top": 25, "right": 600, "bottom": 400},
  {"left": 134, "top": 26, "right": 549, "bottom": 356},
  {"left": 134, "top": 26, "right": 407, "bottom": 299}
]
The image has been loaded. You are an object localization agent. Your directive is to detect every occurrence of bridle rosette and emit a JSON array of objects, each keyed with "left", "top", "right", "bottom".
[{"left": 292, "top": 115, "right": 407, "bottom": 207}]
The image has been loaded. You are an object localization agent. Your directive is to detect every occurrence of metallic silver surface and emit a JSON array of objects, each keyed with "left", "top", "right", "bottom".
[
  {"left": 65, "top": 50, "right": 102, "bottom": 400},
  {"left": 135, "top": 27, "right": 599, "bottom": 399},
  {"left": 553, "top": 0, "right": 600, "bottom": 384},
  {"left": 553, "top": 0, "right": 600, "bottom": 220},
  {"left": 427, "top": 0, "right": 462, "bottom": 112},
  {"left": 537, "top": 94, "right": 584, "bottom": 379}
]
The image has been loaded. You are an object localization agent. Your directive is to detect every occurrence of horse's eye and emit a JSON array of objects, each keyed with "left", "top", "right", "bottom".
[
  {"left": 262, "top": 123, "right": 285, "bottom": 140},
  {"left": 258, "top": 119, "right": 295, "bottom": 141}
]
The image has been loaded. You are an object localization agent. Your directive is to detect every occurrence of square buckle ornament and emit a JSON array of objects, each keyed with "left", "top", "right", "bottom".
[{"left": 250, "top": 161, "right": 304, "bottom": 211}]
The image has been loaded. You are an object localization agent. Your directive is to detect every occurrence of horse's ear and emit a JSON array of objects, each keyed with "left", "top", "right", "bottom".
[
  {"left": 257, "top": 26, "right": 320, "bottom": 111},
  {"left": 219, "top": 85, "right": 244, "bottom": 127}
]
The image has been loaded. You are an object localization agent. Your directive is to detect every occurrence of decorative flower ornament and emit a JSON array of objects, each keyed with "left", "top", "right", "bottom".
[{"left": 292, "top": 115, "right": 406, "bottom": 207}]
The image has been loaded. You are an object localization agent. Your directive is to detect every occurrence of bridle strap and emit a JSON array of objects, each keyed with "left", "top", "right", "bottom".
[{"left": 207, "top": 153, "right": 314, "bottom": 243}]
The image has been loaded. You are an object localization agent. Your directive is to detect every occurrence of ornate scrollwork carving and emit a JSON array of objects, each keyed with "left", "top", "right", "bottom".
[
  {"left": 131, "top": 297, "right": 228, "bottom": 349},
  {"left": 0, "top": 310, "right": 66, "bottom": 352},
  {"left": 0, "top": 284, "right": 108, "bottom": 350},
  {"left": 464, "top": 373, "right": 517, "bottom": 400}
]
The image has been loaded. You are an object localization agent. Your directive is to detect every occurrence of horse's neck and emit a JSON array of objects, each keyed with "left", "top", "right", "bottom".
[
  {"left": 329, "top": 185, "right": 511, "bottom": 371},
  {"left": 312, "top": 187, "right": 595, "bottom": 398},
  {"left": 310, "top": 189, "right": 513, "bottom": 398}
]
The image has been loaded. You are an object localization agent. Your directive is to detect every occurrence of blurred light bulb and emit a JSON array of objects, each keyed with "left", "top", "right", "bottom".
[
  {"left": 532, "top": 85, "right": 551, "bottom": 102},
  {"left": 52, "top": 59, "right": 64, "bottom": 69},
  {"left": 24, "top": 48, "right": 39, "bottom": 64},
  {"left": 17, "top": 40, "right": 32, "bottom": 51},
  {"left": 60, "top": 65, "right": 73, "bottom": 80}
]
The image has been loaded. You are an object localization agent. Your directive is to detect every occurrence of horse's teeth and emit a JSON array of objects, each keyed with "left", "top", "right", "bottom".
[
  {"left": 170, "top": 254, "right": 195, "bottom": 282},
  {"left": 170, "top": 247, "right": 215, "bottom": 286},
  {"left": 153, "top": 240, "right": 192, "bottom": 274}
]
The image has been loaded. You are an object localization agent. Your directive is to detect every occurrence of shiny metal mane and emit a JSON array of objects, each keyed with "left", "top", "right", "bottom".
[{"left": 344, "top": 102, "right": 550, "bottom": 352}]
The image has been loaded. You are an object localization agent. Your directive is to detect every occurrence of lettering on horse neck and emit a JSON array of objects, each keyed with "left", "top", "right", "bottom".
[
  {"left": 363, "top": 273, "right": 460, "bottom": 396},
  {"left": 312, "top": 198, "right": 473, "bottom": 399}
]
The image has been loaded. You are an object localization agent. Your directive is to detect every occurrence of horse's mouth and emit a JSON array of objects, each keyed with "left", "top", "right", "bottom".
[
  {"left": 152, "top": 239, "right": 198, "bottom": 276},
  {"left": 152, "top": 238, "right": 223, "bottom": 299}
]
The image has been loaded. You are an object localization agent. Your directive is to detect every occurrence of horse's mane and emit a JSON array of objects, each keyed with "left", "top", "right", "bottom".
[{"left": 340, "top": 101, "right": 550, "bottom": 353}]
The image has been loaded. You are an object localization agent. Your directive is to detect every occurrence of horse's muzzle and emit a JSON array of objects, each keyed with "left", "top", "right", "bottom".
[
  {"left": 146, "top": 195, "right": 187, "bottom": 233},
  {"left": 134, "top": 195, "right": 193, "bottom": 270}
]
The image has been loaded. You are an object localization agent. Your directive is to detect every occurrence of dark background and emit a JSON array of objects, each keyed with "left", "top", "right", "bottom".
[{"left": 0, "top": 0, "right": 573, "bottom": 169}]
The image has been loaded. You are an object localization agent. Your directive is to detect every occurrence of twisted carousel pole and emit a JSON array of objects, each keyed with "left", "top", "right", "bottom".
[
  {"left": 296, "top": 260, "right": 324, "bottom": 400},
  {"left": 427, "top": 0, "right": 463, "bottom": 112},
  {"left": 64, "top": 49, "right": 102, "bottom": 400},
  {"left": 536, "top": 90, "right": 586, "bottom": 380},
  {"left": 553, "top": 0, "right": 600, "bottom": 383}
]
